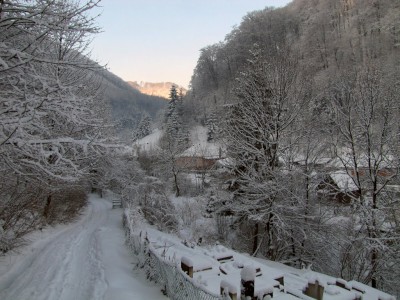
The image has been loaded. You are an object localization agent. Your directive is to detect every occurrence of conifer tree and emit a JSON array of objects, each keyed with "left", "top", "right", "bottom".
[
  {"left": 133, "top": 115, "right": 152, "bottom": 141},
  {"left": 206, "top": 112, "right": 218, "bottom": 142},
  {"left": 165, "top": 85, "right": 188, "bottom": 147},
  {"left": 166, "top": 85, "right": 179, "bottom": 138},
  {"left": 223, "top": 45, "right": 307, "bottom": 259}
]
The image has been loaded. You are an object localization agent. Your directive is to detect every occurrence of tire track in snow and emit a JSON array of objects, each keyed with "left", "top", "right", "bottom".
[{"left": 0, "top": 196, "right": 109, "bottom": 300}]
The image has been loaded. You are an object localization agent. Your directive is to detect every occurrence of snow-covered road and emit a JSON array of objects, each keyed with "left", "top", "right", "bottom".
[{"left": 0, "top": 194, "right": 168, "bottom": 300}]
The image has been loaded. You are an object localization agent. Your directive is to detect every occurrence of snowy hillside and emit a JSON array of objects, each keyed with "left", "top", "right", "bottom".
[
  {"left": 133, "top": 128, "right": 164, "bottom": 155},
  {"left": 133, "top": 125, "right": 224, "bottom": 158},
  {"left": 180, "top": 126, "right": 224, "bottom": 159}
]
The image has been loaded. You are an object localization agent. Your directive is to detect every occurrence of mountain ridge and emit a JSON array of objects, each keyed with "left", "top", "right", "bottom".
[{"left": 127, "top": 81, "right": 187, "bottom": 99}]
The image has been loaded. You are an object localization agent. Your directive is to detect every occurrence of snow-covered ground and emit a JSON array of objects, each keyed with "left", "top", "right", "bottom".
[
  {"left": 133, "top": 125, "right": 225, "bottom": 159},
  {"left": 0, "top": 194, "right": 167, "bottom": 300},
  {"left": 133, "top": 128, "right": 163, "bottom": 155}
]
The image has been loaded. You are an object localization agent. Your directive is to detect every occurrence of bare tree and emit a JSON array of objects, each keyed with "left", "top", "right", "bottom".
[
  {"left": 155, "top": 134, "right": 187, "bottom": 197},
  {"left": 327, "top": 65, "right": 400, "bottom": 292}
]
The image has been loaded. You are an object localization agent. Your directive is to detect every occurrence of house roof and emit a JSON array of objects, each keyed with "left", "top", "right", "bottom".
[
  {"left": 291, "top": 154, "right": 333, "bottom": 166},
  {"left": 179, "top": 143, "right": 223, "bottom": 159},
  {"left": 330, "top": 171, "right": 358, "bottom": 192},
  {"left": 328, "top": 152, "right": 397, "bottom": 169}
]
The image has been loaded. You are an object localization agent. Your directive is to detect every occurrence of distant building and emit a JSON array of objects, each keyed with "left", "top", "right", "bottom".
[
  {"left": 176, "top": 143, "right": 225, "bottom": 171},
  {"left": 317, "top": 170, "right": 360, "bottom": 203}
]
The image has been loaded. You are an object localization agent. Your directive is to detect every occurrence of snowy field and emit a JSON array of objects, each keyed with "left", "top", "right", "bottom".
[{"left": 0, "top": 194, "right": 167, "bottom": 300}]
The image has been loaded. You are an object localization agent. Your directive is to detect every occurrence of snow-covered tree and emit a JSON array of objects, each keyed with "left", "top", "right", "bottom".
[
  {"left": 327, "top": 65, "right": 400, "bottom": 292},
  {"left": 165, "top": 85, "right": 188, "bottom": 146},
  {"left": 165, "top": 85, "right": 179, "bottom": 134},
  {"left": 156, "top": 134, "right": 187, "bottom": 197},
  {"left": 0, "top": 0, "right": 108, "bottom": 234},
  {"left": 222, "top": 45, "right": 309, "bottom": 259},
  {"left": 206, "top": 112, "right": 218, "bottom": 142},
  {"left": 0, "top": 0, "right": 106, "bottom": 180},
  {"left": 133, "top": 114, "right": 152, "bottom": 141}
]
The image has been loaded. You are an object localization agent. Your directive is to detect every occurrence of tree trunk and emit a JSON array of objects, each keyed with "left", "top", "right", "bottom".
[
  {"left": 0, "top": 0, "right": 4, "bottom": 20},
  {"left": 265, "top": 212, "right": 275, "bottom": 260},
  {"left": 174, "top": 173, "right": 180, "bottom": 197},
  {"left": 370, "top": 186, "right": 378, "bottom": 288},
  {"left": 371, "top": 249, "right": 378, "bottom": 288},
  {"left": 43, "top": 194, "right": 52, "bottom": 220},
  {"left": 290, "top": 232, "right": 297, "bottom": 260},
  {"left": 252, "top": 223, "right": 259, "bottom": 255}
]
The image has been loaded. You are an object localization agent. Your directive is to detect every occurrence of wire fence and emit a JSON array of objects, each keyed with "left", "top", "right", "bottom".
[{"left": 123, "top": 210, "right": 228, "bottom": 300}]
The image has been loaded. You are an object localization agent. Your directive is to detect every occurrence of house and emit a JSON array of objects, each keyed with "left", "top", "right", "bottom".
[
  {"left": 176, "top": 142, "right": 225, "bottom": 171},
  {"left": 317, "top": 153, "right": 398, "bottom": 203},
  {"left": 317, "top": 170, "right": 360, "bottom": 203},
  {"left": 291, "top": 155, "right": 333, "bottom": 170},
  {"left": 327, "top": 155, "right": 398, "bottom": 178}
]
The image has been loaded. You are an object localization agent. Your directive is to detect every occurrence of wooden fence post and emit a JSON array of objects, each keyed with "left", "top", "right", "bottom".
[{"left": 181, "top": 256, "right": 194, "bottom": 278}]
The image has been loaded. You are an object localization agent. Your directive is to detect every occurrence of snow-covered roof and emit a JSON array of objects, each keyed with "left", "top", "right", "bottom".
[
  {"left": 330, "top": 171, "right": 358, "bottom": 192},
  {"left": 328, "top": 154, "right": 397, "bottom": 169},
  {"left": 293, "top": 156, "right": 333, "bottom": 166},
  {"left": 215, "top": 158, "right": 233, "bottom": 168},
  {"left": 179, "top": 143, "right": 223, "bottom": 159}
]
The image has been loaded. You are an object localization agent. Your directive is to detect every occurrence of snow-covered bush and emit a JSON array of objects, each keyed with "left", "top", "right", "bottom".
[
  {"left": 0, "top": 175, "right": 89, "bottom": 254},
  {"left": 176, "top": 198, "right": 204, "bottom": 228},
  {"left": 44, "top": 186, "right": 88, "bottom": 224},
  {"left": 0, "top": 182, "right": 45, "bottom": 253},
  {"left": 131, "top": 177, "right": 178, "bottom": 232},
  {"left": 137, "top": 149, "right": 159, "bottom": 177},
  {"left": 141, "top": 190, "right": 177, "bottom": 232},
  {"left": 0, "top": 220, "right": 14, "bottom": 253},
  {"left": 172, "top": 196, "right": 218, "bottom": 246}
]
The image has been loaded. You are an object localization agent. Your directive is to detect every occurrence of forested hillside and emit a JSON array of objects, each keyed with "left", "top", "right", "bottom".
[
  {"left": 101, "top": 71, "right": 167, "bottom": 140},
  {"left": 189, "top": 0, "right": 399, "bottom": 115},
  {"left": 183, "top": 0, "right": 400, "bottom": 295}
]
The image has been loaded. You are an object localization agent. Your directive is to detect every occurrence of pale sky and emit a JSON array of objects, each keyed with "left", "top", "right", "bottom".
[{"left": 90, "top": 0, "right": 292, "bottom": 88}]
